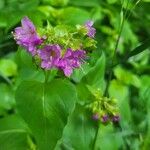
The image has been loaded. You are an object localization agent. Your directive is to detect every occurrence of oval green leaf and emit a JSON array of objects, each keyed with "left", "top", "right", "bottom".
[{"left": 15, "top": 79, "right": 77, "bottom": 150}]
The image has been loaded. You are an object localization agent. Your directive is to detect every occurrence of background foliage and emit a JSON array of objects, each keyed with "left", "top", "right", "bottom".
[{"left": 0, "top": 0, "right": 150, "bottom": 149}]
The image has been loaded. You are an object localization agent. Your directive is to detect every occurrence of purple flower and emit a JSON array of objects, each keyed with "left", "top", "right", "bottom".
[
  {"left": 112, "top": 115, "right": 120, "bottom": 122},
  {"left": 13, "top": 16, "right": 42, "bottom": 55},
  {"left": 85, "top": 20, "right": 96, "bottom": 38},
  {"left": 101, "top": 114, "right": 109, "bottom": 123},
  {"left": 58, "top": 48, "right": 86, "bottom": 76},
  {"left": 38, "top": 45, "right": 61, "bottom": 69},
  {"left": 92, "top": 113, "right": 99, "bottom": 121}
]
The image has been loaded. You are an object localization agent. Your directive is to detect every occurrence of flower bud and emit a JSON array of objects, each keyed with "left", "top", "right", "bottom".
[
  {"left": 101, "top": 114, "right": 109, "bottom": 123},
  {"left": 112, "top": 115, "right": 120, "bottom": 122},
  {"left": 92, "top": 113, "right": 99, "bottom": 121}
]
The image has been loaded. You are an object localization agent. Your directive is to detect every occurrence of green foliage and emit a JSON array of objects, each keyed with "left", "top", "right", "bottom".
[
  {"left": 82, "top": 53, "right": 105, "bottom": 90},
  {"left": 15, "top": 79, "right": 77, "bottom": 149},
  {"left": 0, "top": 0, "right": 150, "bottom": 149},
  {"left": 109, "top": 80, "right": 131, "bottom": 123},
  {"left": 0, "top": 59, "right": 17, "bottom": 77},
  {"left": 0, "top": 115, "right": 31, "bottom": 150},
  {"left": 0, "top": 83, "right": 15, "bottom": 115},
  {"left": 94, "top": 124, "right": 123, "bottom": 150},
  {"left": 56, "top": 104, "right": 98, "bottom": 150},
  {"left": 43, "top": 0, "right": 69, "bottom": 7},
  {"left": 114, "top": 66, "right": 141, "bottom": 88},
  {"left": 76, "top": 53, "right": 105, "bottom": 104}
]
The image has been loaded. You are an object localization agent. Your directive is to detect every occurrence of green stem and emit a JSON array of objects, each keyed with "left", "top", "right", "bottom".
[
  {"left": 104, "top": 0, "right": 130, "bottom": 96},
  {"left": 92, "top": 124, "right": 100, "bottom": 150},
  {"left": 126, "top": 0, "right": 142, "bottom": 20}
]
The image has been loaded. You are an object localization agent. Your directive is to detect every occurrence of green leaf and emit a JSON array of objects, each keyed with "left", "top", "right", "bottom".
[
  {"left": 0, "top": 115, "right": 29, "bottom": 133},
  {"left": 69, "top": 0, "right": 100, "bottom": 7},
  {"left": 43, "top": 0, "right": 69, "bottom": 6},
  {"left": 76, "top": 53, "right": 105, "bottom": 103},
  {"left": 91, "top": 7, "right": 103, "bottom": 21},
  {"left": 0, "top": 115, "right": 30, "bottom": 150},
  {"left": 15, "top": 48, "right": 33, "bottom": 69},
  {"left": 143, "top": 0, "right": 150, "bottom": 2},
  {"left": 15, "top": 79, "right": 77, "bottom": 150},
  {"left": 71, "top": 63, "right": 91, "bottom": 83},
  {"left": 0, "top": 83, "right": 15, "bottom": 115},
  {"left": 1, "top": 0, "right": 39, "bottom": 31},
  {"left": 94, "top": 124, "right": 124, "bottom": 150},
  {"left": 0, "top": 131, "right": 29, "bottom": 150},
  {"left": 0, "top": 59, "right": 17, "bottom": 77},
  {"left": 127, "top": 38, "right": 150, "bottom": 58},
  {"left": 114, "top": 66, "right": 141, "bottom": 88},
  {"left": 82, "top": 53, "right": 106, "bottom": 91},
  {"left": 141, "top": 78, "right": 150, "bottom": 149},
  {"left": 58, "top": 7, "right": 91, "bottom": 25},
  {"left": 0, "top": 0, "right": 4, "bottom": 9},
  {"left": 139, "top": 75, "right": 150, "bottom": 104},
  {"left": 108, "top": 80, "right": 132, "bottom": 125},
  {"left": 56, "top": 104, "right": 98, "bottom": 150},
  {"left": 107, "top": 0, "right": 117, "bottom": 4},
  {"left": 15, "top": 49, "right": 45, "bottom": 83}
]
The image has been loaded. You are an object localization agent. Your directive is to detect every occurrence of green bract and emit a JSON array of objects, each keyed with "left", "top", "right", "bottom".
[{"left": 38, "top": 24, "right": 97, "bottom": 51}]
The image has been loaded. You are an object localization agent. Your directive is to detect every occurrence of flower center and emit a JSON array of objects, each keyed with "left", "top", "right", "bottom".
[{"left": 50, "top": 50, "right": 56, "bottom": 57}]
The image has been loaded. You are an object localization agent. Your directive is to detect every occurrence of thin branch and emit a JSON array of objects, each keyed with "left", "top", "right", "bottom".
[
  {"left": 92, "top": 124, "right": 100, "bottom": 150},
  {"left": 104, "top": 0, "right": 130, "bottom": 96}
]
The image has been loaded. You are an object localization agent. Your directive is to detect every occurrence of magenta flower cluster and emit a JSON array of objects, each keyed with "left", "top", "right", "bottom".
[
  {"left": 38, "top": 45, "right": 85, "bottom": 76},
  {"left": 92, "top": 113, "right": 120, "bottom": 123},
  {"left": 13, "top": 17, "right": 95, "bottom": 76}
]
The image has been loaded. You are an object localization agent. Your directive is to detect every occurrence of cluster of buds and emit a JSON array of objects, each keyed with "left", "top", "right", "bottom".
[
  {"left": 12, "top": 17, "right": 96, "bottom": 77},
  {"left": 86, "top": 88, "right": 120, "bottom": 124}
]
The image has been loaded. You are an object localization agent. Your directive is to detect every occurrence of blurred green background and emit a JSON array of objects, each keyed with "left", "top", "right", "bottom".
[{"left": 0, "top": 0, "right": 150, "bottom": 149}]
